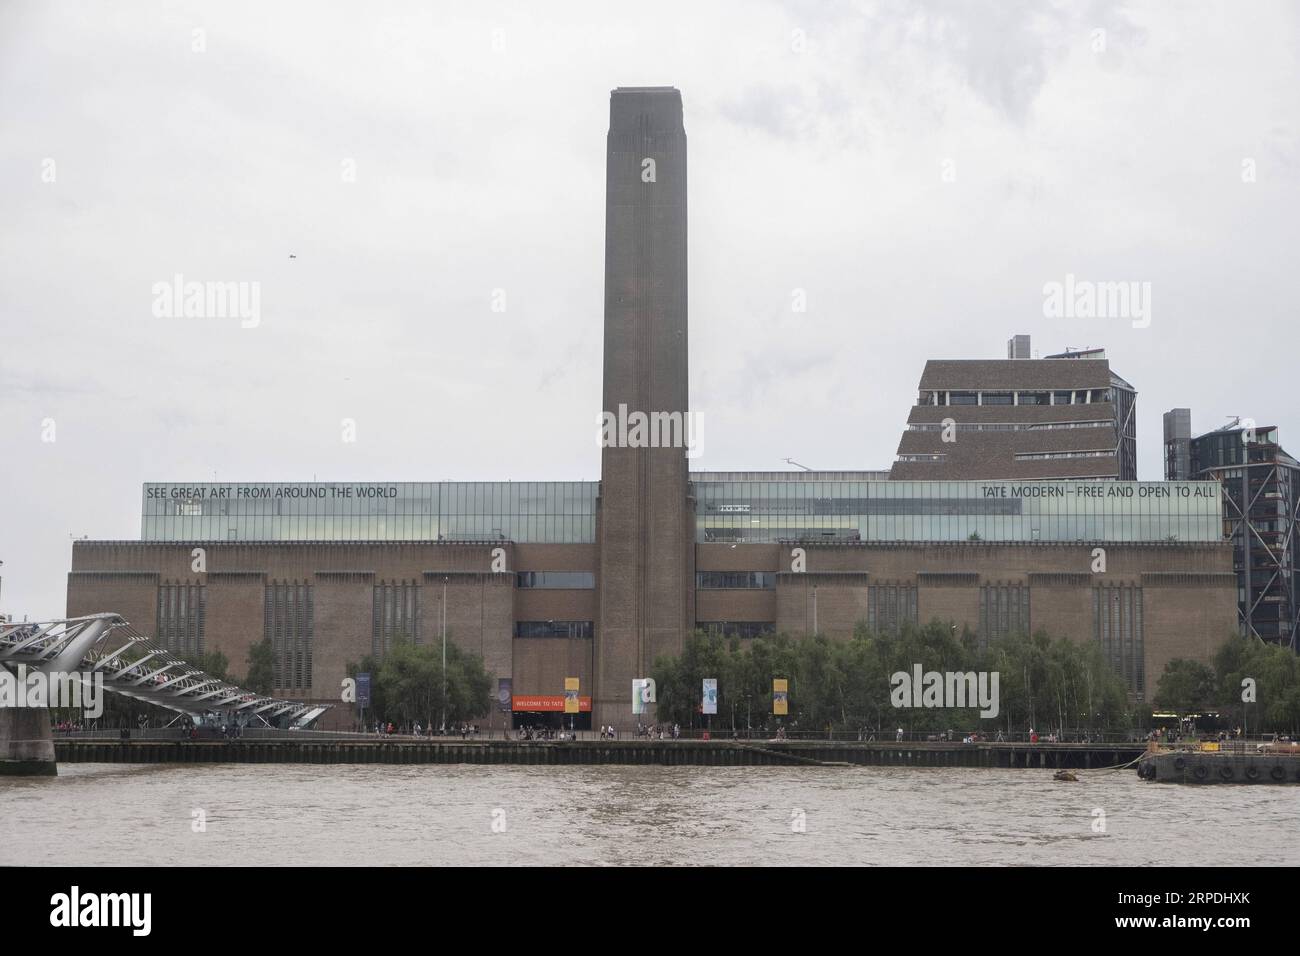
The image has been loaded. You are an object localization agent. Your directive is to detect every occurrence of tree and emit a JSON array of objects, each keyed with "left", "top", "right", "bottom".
[
  {"left": 346, "top": 655, "right": 384, "bottom": 721},
  {"left": 356, "top": 638, "right": 493, "bottom": 729},
  {"left": 651, "top": 630, "right": 732, "bottom": 728},
  {"left": 648, "top": 620, "right": 1136, "bottom": 736},
  {"left": 1153, "top": 658, "right": 1215, "bottom": 714},
  {"left": 195, "top": 649, "right": 229, "bottom": 682},
  {"left": 1213, "top": 635, "right": 1300, "bottom": 734},
  {"left": 244, "top": 639, "right": 274, "bottom": 695}
]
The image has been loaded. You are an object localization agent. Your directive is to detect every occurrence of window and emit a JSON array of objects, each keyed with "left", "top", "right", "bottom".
[
  {"left": 979, "top": 585, "right": 1029, "bottom": 649},
  {"left": 868, "top": 585, "right": 917, "bottom": 635},
  {"left": 1095, "top": 585, "right": 1144, "bottom": 697},
  {"left": 157, "top": 582, "right": 205, "bottom": 657},
  {"left": 1013, "top": 450, "right": 1112, "bottom": 461},
  {"left": 981, "top": 392, "right": 1014, "bottom": 405},
  {"left": 949, "top": 392, "right": 978, "bottom": 405},
  {"left": 695, "top": 571, "right": 775, "bottom": 589},
  {"left": 697, "top": 622, "right": 775, "bottom": 640},
  {"left": 515, "top": 571, "right": 595, "bottom": 589},
  {"left": 373, "top": 581, "right": 420, "bottom": 657},
  {"left": 514, "top": 621, "right": 593, "bottom": 639},
  {"left": 265, "top": 581, "right": 313, "bottom": 691}
]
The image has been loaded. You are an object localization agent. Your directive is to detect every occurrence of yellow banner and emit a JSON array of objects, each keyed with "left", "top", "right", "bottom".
[
  {"left": 773, "top": 678, "right": 788, "bottom": 716},
  {"left": 564, "top": 677, "right": 580, "bottom": 714}
]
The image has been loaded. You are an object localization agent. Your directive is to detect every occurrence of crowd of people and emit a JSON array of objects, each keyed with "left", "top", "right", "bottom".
[
  {"left": 634, "top": 722, "right": 682, "bottom": 739},
  {"left": 372, "top": 720, "right": 482, "bottom": 738},
  {"left": 516, "top": 725, "right": 575, "bottom": 740}
]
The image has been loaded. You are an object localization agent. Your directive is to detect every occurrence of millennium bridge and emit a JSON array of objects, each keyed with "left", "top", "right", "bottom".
[{"left": 0, "top": 613, "right": 327, "bottom": 774}]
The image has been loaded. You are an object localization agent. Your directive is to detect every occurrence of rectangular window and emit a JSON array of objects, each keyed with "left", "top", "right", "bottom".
[
  {"left": 978, "top": 584, "right": 1029, "bottom": 649},
  {"left": 695, "top": 571, "right": 776, "bottom": 589},
  {"left": 515, "top": 571, "right": 596, "bottom": 589},
  {"left": 867, "top": 585, "right": 918, "bottom": 635},
  {"left": 156, "top": 582, "right": 205, "bottom": 658},
  {"left": 373, "top": 580, "right": 421, "bottom": 658},
  {"left": 514, "top": 621, "right": 593, "bottom": 639},
  {"left": 265, "top": 581, "right": 314, "bottom": 692},
  {"left": 1094, "top": 584, "right": 1143, "bottom": 698},
  {"left": 697, "top": 622, "right": 775, "bottom": 640}
]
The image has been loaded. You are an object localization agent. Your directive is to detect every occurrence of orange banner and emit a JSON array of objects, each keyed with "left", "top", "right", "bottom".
[
  {"left": 512, "top": 695, "right": 592, "bottom": 713},
  {"left": 773, "top": 678, "right": 789, "bottom": 716}
]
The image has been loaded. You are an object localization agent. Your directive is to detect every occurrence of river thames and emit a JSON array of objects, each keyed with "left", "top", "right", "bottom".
[{"left": 3, "top": 763, "right": 1297, "bottom": 866}]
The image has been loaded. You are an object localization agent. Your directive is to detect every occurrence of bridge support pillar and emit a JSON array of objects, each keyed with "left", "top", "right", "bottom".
[{"left": 0, "top": 706, "right": 56, "bottom": 775}]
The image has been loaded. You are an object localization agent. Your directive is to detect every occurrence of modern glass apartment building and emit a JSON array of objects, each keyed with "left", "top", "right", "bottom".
[{"left": 1165, "top": 413, "right": 1300, "bottom": 650}]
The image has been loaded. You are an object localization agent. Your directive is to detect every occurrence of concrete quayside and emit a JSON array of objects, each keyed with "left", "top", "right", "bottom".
[{"left": 43, "top": 736, "right": 1149, "bottom": 770}]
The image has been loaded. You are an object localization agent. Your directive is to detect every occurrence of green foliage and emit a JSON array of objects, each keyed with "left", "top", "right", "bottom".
[
  {"left": 195, "top": 649, "right": 230, "bottom": 682},
  {"left": 346, "top": 654, "right": 384, "bottom": 718},
  {"left": 1209, "top": 636, "right": 1300, "bottom": 732},
  {"left": 1152, "top": 658, "right": 1215, "bottom": 714},
  {"left": 243, "top": 639, "right": 274, "bottom": 695},
  {"left": 351, "top": 638, "right": 492, "bottom": 728},
  {"left": 650, "top": 620, "right": 1133, "bottom": 734},
  {"left": 986, "top": 628, "right": 1130, "bottom": 734}
]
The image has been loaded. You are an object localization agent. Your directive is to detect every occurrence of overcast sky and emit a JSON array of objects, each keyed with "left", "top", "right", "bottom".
[{"left": 2, "top": 0, "right": 1298, "bottom": 620}]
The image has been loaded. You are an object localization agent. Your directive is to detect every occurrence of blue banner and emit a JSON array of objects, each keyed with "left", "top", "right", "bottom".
[{"left": 356, "top": 672, "right": 371, "bottom": 708}]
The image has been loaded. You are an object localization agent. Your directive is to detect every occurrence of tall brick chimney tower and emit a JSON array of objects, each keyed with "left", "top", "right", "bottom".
[{"left": 595, "top": 87, "right": 694, "bottom": 729}]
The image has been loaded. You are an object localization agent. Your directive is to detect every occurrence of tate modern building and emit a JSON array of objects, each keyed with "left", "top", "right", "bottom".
[{"left": 67, "top": 89, "right": 1237, "bottom": 729}]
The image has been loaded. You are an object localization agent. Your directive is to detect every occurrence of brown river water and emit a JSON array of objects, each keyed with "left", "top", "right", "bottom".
[{"left": 2, "top": 762, "right": 1297, "bottom": 866}]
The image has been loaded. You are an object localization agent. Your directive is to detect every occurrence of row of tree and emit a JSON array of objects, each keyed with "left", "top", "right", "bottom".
[
  {"left": 651, "top": 621, "right": 1134, "bottom": 734},
  {"left": 1155, "top": 639, "right": 1300, "bottom": 731},
  {"left": 83, "top": 634, "right": 497, "bottom": 729},
  {"left": 652, "top": 621, "right": 1300, "bottom": 735}
]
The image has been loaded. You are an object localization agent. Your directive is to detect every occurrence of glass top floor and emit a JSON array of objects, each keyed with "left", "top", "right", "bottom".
[
  {"left": 140, "top": 479, "right": 1224, "bottom": 544},
  {"left": 695, "top": 478, "right": 1223, "bottom": 544},
  {"left": 141, "top": 482, "right": 600, "bottom": 544}
]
